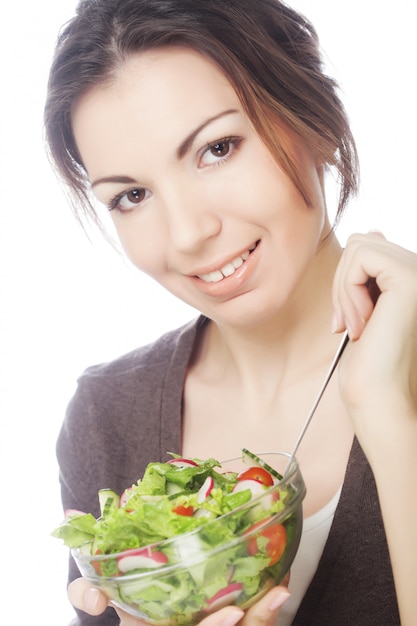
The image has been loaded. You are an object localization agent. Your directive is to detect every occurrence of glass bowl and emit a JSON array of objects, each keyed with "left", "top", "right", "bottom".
[{"left": 72, "top": 452, "right": 306, "bottom": 625}]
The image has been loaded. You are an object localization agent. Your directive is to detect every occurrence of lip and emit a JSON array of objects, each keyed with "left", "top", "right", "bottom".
[
  {"left": 191, "top": 241, "right": 259, "bottom": 278},
  {"left": 189, "top": 241, "right": 261, "bottom": 298}
]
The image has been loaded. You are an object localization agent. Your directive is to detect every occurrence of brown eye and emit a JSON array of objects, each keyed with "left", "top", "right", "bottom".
[
  {"left": 200, "top": 136, "right": 242, "bottom": 168},
  {"left": 210, "top": 141, "right": 230, "bottom": 157},
  {"left": 109, "top": 187, "right": 150, "bottom": 212},
  {"left": 126, "top": 189, "right": 145, "bottom": 203}
]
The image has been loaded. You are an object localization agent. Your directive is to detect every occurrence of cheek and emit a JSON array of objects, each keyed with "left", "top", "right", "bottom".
[
  {"left": 217, "top": 153, "right": 288, "bottom": 219},
  {"left": 240, "top": 144, "right": 306, "bottom": 212},
  {"left": 112, "top": 213, "right": 167, "bottom": 277}
]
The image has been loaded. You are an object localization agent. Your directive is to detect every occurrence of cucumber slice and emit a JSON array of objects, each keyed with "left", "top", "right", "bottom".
[
  {"left": 98, "top": 489, "right": 120, "bottom": 517},
  {"left": 166, "top": 481, "right": 183, "bottom": 497},
  {"left": 119, "top": 578, "right": 173, "bottom": 603},
  {"left": 241, "top": 449, "right": 283, "bottom": 481}
]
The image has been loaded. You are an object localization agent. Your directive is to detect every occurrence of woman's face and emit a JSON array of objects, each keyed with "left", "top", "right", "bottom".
[{"left": 72, "top": 48, "right": 329, "bottom": 328}]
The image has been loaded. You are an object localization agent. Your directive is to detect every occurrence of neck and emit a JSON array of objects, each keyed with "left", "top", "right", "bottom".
[{"left": 198, "top": 233, "right": 344, "bottom": 392}]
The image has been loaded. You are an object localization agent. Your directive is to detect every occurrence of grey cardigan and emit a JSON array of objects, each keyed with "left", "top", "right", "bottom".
[{"left": 57, "top": 316, "right": 400, "bottom": 625}]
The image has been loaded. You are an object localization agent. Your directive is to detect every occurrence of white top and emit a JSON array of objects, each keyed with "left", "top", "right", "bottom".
[{"left": 276, "top": 486, "right": 342, "bottom": 625}]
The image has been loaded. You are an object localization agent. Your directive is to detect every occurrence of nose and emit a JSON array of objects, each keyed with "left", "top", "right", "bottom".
[{"left": 161, "top": 183, "right": 222, "bottom": 253}]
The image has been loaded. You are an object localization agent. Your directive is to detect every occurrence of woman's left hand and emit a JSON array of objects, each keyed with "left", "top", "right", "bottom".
[
  {"left": 332, "top": 231, "right": 417, "bottom": 625},
  {"left": 332, "top": 231, "right": 417, "bottom": 452}
]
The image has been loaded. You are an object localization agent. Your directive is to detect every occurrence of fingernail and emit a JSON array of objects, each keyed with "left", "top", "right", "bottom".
[
  {"left": 269, "top": 589, "right": 291, "bottom": 611},
  {"left": 221, "top": 608, "right": 244, "bottom": 626},
  {"left": 331, "top": 311, "right": 338, "bottom": 334},
  {"left": 85, "top": 588, "right": 101, "bottom": 613},
  {"left": 345, "top": 321, "right": 354, "bottom": 340},
  {"left": 331, "top": 310, "right": 344, "bottom": 334}
]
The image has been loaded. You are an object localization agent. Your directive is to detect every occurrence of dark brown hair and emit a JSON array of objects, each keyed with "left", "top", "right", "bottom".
[{"left": 44, "top": 0, "right": 359, "bottom": 229}]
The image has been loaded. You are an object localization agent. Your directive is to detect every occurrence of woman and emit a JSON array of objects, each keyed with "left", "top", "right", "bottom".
[{"left": 44, "top": 0, "right": 417, "bottom": 624}]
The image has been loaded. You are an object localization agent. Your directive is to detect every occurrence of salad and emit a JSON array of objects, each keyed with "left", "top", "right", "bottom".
[{"left": 52, "top": 449, "right": 304, "bottom": 625}]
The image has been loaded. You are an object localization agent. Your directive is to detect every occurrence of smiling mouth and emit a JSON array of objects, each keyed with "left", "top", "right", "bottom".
[{"left": 196, "top": 241, "right": 259, "bottom": 283}]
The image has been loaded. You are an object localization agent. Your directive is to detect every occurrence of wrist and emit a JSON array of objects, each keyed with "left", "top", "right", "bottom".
[{"left": 350, "top": 396, "right": 417, "bottom": 470}]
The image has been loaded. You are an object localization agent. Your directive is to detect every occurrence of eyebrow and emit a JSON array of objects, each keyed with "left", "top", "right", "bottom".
[
  {"left": 177, "top": 109, "right": 239, "bottom": 159},
  {"left": 91, "top": 174, "right": 137, "bottom": 189},
  {"left": 91, "top": 109, "right": 239, "bottom": 188}
]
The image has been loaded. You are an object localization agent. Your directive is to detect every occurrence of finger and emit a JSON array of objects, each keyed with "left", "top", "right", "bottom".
[
  {"left": 198, "top": 606, "right": 244, "bottom": 626},
  {"left": 332, "top": 232, "right": 387, "bottom": 339},
  {"left": 68, "top": 578, "right": 109, "bottom": 615},
  {"left": 240, "top": 586, "right": 290, "bottom": 625},
  {"left": 332, "top": 275, "right": 374, "bottom": 339}
]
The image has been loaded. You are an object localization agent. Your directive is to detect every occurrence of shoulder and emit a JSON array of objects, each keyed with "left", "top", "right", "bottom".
[
  {"left": 64, "top": 315, "right": 206, "bottom": 418},
  {"left": 58, "top": 314, "right": 206, "bottom": 436},
  {"left": 81, "top": 315, "right": 204, "bottom": 382},
  {"left": 56, "top": 316, "right": 207, "bottom": 509}
]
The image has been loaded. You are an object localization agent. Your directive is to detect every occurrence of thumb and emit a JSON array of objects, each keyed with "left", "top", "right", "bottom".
[{"left": 68, "top": 578, "right": 109, "bottom": 615}]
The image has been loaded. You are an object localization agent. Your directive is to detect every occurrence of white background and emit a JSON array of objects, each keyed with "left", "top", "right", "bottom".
[{"left": 0, "top": 1, "right": 415, "bottom": 623}]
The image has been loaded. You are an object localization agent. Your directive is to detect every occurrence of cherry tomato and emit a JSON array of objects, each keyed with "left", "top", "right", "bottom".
[
  {"left": 92, "top": 549, "right": 103, "bottom": 575},
  {"left": 246, "top": 519, "right": 287, "bottom": 565},
  {"left": 238, "top": 466, "right": 274, "bottom": 486},
  {"left": 172, "top": 504, "right": 194, "bottom": 516}
]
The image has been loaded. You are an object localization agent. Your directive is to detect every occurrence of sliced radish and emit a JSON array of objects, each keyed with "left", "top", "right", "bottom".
[
  {"left": 120, "top": 487, "right": 133, "bottom": 508},
  {"left": 197, "top": 476, "right": 214, "bottom": 503},
  {"left": 232, "top": 478, "right": 266, "bottom": 498},
  {"left": 117, "top": 546, "right": 168, "bottom": 573},
  {"left": 167, "top": 458, "right": 199, "bottom": 468},
  {"left": 233, "top": 478, "right": 278, "bottom": 511},
  {"left": 206, "top": 583, "right": 243, "bottom": 611}
]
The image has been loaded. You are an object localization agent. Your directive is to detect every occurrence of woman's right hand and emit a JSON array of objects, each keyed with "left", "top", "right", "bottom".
[{"left": 68, "top": 577, "right": 290, "bottom": 626}]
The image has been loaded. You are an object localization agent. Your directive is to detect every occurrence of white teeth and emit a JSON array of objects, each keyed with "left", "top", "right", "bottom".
[
  {"left": 221, "top": 263, "right": 236, "bottom": 277},
  {"left": 197, "top": 245, "right": 255, "bottom": 283},
  {"left": 208, "top": 270, "right": 224, "bottom": 282},
  {"left": 232, "top": 256, "right": 244, "bottom": 269},
  {"left": 198, "top": 270, "right": 224, "bottom": 283}
]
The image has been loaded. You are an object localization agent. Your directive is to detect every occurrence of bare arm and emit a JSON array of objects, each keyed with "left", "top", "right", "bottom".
[{"left": 332, "top": 231, "right": 417, "bottom": 624}]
